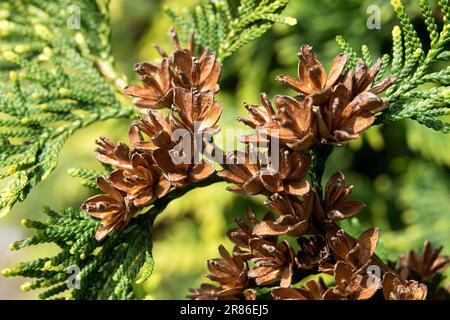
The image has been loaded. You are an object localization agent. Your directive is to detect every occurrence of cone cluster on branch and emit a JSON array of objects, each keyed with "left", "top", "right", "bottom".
[
  {"left": 82, "top": 30, "right": 221, "bottom": 240},
  {"left": 189, "top": 46, "right": 450, "bottom": 300},
  {"left": 239, "top": 45, "right": 396, "bottom": 147},
  {"left": 190, "top": 181, "right": 450, "bottom": 300},
  {"left": 80, "top": 29, "right": 449, "bottom": 300}
]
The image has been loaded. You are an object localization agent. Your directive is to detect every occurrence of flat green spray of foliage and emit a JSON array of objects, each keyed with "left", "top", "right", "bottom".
[
  {"left": 2, "top": 174, "right": 220, "bottom": 299},
  {"left": 4, "top": 206, "right": 153, "bottom": 300},
  {"left": 0, "top": 0, "right": 134, "bottom": 216},
  {"left": 165, "top": 0, "right": 297, "bottom": 60},
  {"left": 336, "top": 0, "right": 450, "bottom": 133}
]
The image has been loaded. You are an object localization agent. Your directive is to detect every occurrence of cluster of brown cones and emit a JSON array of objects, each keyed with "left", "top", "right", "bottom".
[
  {"left": 216, "top": 45, "right": 397, "bottom": 202},
  {"left": 190, "top": 174, "right": 450, "bottom": 300},
  {"left": 82, "top": 30, "right": 221, "bottom": 240},
  {"left": 239, "top": 45, "right": 396, "bottom": 151},
  {"left": 188, "top": 46, "right": 450, "bottom": 300},
  {"left": 80, "top": 29, "right": 449, "bottom": 300}
]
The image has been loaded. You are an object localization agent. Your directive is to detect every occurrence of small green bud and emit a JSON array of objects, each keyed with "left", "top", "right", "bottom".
[
  {"left": 38, "top": 47, "right": 52, "bottom": 61},
  {"left": 392, "top": 26, "right": 401, "bottom": 37},
  {"left": 58, "top": 87, "right": 70, "bottom": 95},
  {"left": 74, "top": 33, "right": 86, "bottom": 47},
  {"left": 20, "top": 118, "right": 29, "bottom": 125},
  {"left": 8, "top": 71, "right": 17, "bottom": 81},
  {"left": 391, "top": 0, "right": 401, "bottom": 9},
  {"left": 443, "top": 88, "right": 450, "bottom": 99},
  {"left": 43, "top": 261, "right": 52, "bottom": 270},
  {"left": 34, "top": 24, "right": 51, "bottom": 40},
  {"left": 41, "top": 171, "right": 51, "bottom": 181},
  {"left": 3, "top": 50, "right": 17, "bottom": 62},
  {"left": 0, "top": 20, "right": 13, "bottom": 36},
  {"left": 1, "top": 268, "right": 12, "bottom": 277},
  {"left": 92, "top": 247, "right": 102, "bottom": 256},
  {"left": 414, "top": 48, "right": 423, "bottom": 57},
  {"left": 43, "top": 47, "right": 52, "bottom": 56},
  {"left": 14, "top": 44, "right": 26, "bottom": 54},
  {"left": 20, "top": 282, "right": 33, "bottom": 292},
  {"left": 7, "top": 165, "right": 17, "bottom": 175},
  {"left": 9, "top": 243, "right": 16, "bottom": 251},
  {"left": 284, "top": 17, "right": 297, "bottom": 26}
]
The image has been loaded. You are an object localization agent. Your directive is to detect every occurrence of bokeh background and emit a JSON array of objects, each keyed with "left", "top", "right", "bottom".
[{"left": 1, "top": 0, "right": 449, "bottom": 299}]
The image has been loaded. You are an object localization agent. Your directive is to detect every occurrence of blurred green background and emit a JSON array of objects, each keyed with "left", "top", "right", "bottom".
[{"left": 1, "top": 0, "right": 449, "bottom": 299}]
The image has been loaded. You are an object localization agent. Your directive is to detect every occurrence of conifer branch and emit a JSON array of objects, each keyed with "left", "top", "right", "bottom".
[
  {"left": 336, "top": 0, "right": 450, "bottom": 133},
  {"left": 2, "top": 174, "right": 224, "bottom": 299},
  {"left": 165, "top": 0, "right": 297, "bottom": 60},
  {"left": 0, "top": 0, "right": 134, "bottom": 215}
]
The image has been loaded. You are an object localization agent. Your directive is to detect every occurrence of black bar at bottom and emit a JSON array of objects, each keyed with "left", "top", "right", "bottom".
[{"left": 0, "top": 300, "right": 445, "bottom": 319}]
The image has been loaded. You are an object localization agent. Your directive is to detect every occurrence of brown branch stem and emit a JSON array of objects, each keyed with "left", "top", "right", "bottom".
[{"left": 135, "top": 173, "right": 225, "bottom": 227}]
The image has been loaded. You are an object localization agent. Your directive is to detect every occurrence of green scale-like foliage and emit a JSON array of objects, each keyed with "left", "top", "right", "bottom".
[
  {"left": 336, "top": 0, "right": 450, "bottom": 133},
  {"left": 68, "top": 168, "right": 109, "bottom": 190},
  {"left": 2, "top": 173, "right": 221, "bottom": 299},
  {"left": 2, "top": 168, "right": 156, "bottom": 300},
  {"left": 3, "top": 206, "right": 154, "bottom": 300},
  {"left": 165, "top": 0, "right": 297, "bottom": 60},
  {"left": 0, "top": 0, "right": 135, "bottom": 215}
]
